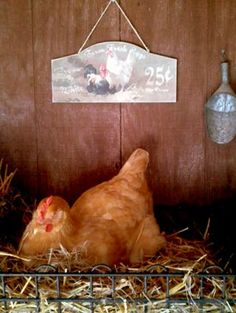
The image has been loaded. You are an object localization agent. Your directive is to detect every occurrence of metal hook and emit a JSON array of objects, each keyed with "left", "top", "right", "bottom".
[{"left": 221, "top": 49, "right": 226, "bottom": 62}]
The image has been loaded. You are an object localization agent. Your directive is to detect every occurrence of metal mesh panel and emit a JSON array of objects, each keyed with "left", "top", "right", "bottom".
[{"left": 0, "top": 265, "right": 235, "bottom": 313}]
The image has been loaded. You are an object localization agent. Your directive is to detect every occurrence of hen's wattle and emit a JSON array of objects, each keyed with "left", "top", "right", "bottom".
[{"left": 18, "top": 149, "right": 166, "bottom": 266}]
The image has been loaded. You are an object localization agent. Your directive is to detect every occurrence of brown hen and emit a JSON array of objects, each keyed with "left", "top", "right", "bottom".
[
  {"left": 18, "top": 149, "right": 166, "bottom": 265},
  {"left": 71, "top": 148, "right": 166, "bottom": 263},
  {"left": 18, "top": 196, "right": 126, "bottom": 265}
]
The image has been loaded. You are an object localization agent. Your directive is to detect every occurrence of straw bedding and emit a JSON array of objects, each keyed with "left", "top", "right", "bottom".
[{"left": 0, "top": 160, "right": 235, "bottom": 312}]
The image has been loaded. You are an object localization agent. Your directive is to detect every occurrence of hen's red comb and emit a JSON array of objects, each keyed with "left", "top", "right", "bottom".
[
  {"left": 38, "top": 196, "right": 53, "bottom": 221},
  {"left": 45, "top": 196, "right": 53, "bottom": 207}
]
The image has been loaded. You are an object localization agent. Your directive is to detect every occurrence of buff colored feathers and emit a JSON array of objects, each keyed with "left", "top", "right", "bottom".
[{"left": 18, "top": 149, "right": 166, "bottom": 266}]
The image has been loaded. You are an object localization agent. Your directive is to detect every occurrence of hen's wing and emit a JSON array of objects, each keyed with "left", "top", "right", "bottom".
[
  {"left": 71, "top": 148, "right": 152, "bottom": 221},
  {"left": 70, "top": 148, "right": 154, "bottom": 262},
  {"left": 70, "top": 148, "right": 166, "bottom": 265},
  {"left": 129, "top": 215, "right": 166, "bottom": 264},
  {"left": 74, "top": 218, "right": 128, "bottom": 266}
]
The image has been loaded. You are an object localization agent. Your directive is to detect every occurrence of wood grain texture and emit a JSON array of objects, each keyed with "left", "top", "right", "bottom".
[
  {"left": 32, "top": 0, "right": 121, "bottom": 203},
  {"left": 205, "top": 0, "right": 236, "bottom": 202},
  {"left": 120, "top": 0, "right": 208, "bottom": 205},
  {"left": 0, "top": 0, "right": 235, "bottom": 205},
  {"left": 0, "top": 0, "right": 37, "bottom": 194}
]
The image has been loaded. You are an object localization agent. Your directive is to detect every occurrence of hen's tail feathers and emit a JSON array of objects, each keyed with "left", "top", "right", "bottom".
[{"left": 119, "top": 148, "right": 149, "bottom": 175}]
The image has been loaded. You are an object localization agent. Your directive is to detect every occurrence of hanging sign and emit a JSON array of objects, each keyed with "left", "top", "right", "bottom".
[{"left": 51, "top": 41, "right": 177, "bottom": 103}]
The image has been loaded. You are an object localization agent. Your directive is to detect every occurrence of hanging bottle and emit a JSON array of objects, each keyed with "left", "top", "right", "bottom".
[{"left": 205, "top": 51, "right": 236, "bottom": 144}]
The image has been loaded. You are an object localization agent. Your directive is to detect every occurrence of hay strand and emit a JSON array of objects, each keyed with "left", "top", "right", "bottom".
[
  {"left": 0, "top": 159, "right": 17, "bottom": 197},
  {"left": 0, "top": 161, "right": 235, "bottom": 312},
  {"left": 0, "top": 233, "right": 235, "bottom": 313}
]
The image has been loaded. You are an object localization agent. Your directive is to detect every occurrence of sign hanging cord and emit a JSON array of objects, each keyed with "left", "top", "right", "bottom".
[{"left": 78, "top": 0, "right": 150, "bottom": 53}]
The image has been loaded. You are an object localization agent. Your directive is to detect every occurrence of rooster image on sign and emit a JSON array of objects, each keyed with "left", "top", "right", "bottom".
[{"left": 51, "top": 42, "right": 177, "bottom": 103}]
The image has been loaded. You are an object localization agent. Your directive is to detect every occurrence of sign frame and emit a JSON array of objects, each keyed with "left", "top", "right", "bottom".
[{"left": 51, "top": 41, "right": 177, "bottom": 103}]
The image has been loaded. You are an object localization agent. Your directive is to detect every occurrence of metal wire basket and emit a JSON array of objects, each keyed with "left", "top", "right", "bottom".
[
  {"left": 0, "top": 264, "right": 235, "bottom": 313},
  {"left": 205, "top": 61, "right": 236, "bottom": 144},
  {"left": 205, "top": 93, "right": 236, "bottom": 144}
]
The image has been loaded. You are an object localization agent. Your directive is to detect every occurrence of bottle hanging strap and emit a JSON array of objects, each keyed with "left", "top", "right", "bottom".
[{"left": 78, "top": 0, "right": 149, "bottom": 53}]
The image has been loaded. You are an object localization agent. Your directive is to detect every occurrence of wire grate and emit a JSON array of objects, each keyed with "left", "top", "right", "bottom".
[{"left": 0, "top": 265, "right": 235, "bottom": 312}]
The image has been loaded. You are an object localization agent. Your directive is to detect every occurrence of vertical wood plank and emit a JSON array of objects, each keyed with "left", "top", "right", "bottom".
[
  {"left": 0, "top": 0, "right": 37, "bottom": 195},
  {"left": 205, "top": 0, "right": 236, "bottom": 202},
  {"left": 32, "top": 0, "right": 121, "bottom": 202},
  {"left": 0, "top": 0, "right": 235, "bottom": 205},
  {"left": 120, "top": 0, "right": 208, "bottom": 205}
]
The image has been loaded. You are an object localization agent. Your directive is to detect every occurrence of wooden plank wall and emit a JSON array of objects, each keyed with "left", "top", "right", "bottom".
[{"left": 0, "top": 0, "right": 236, "bottom": 206}]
